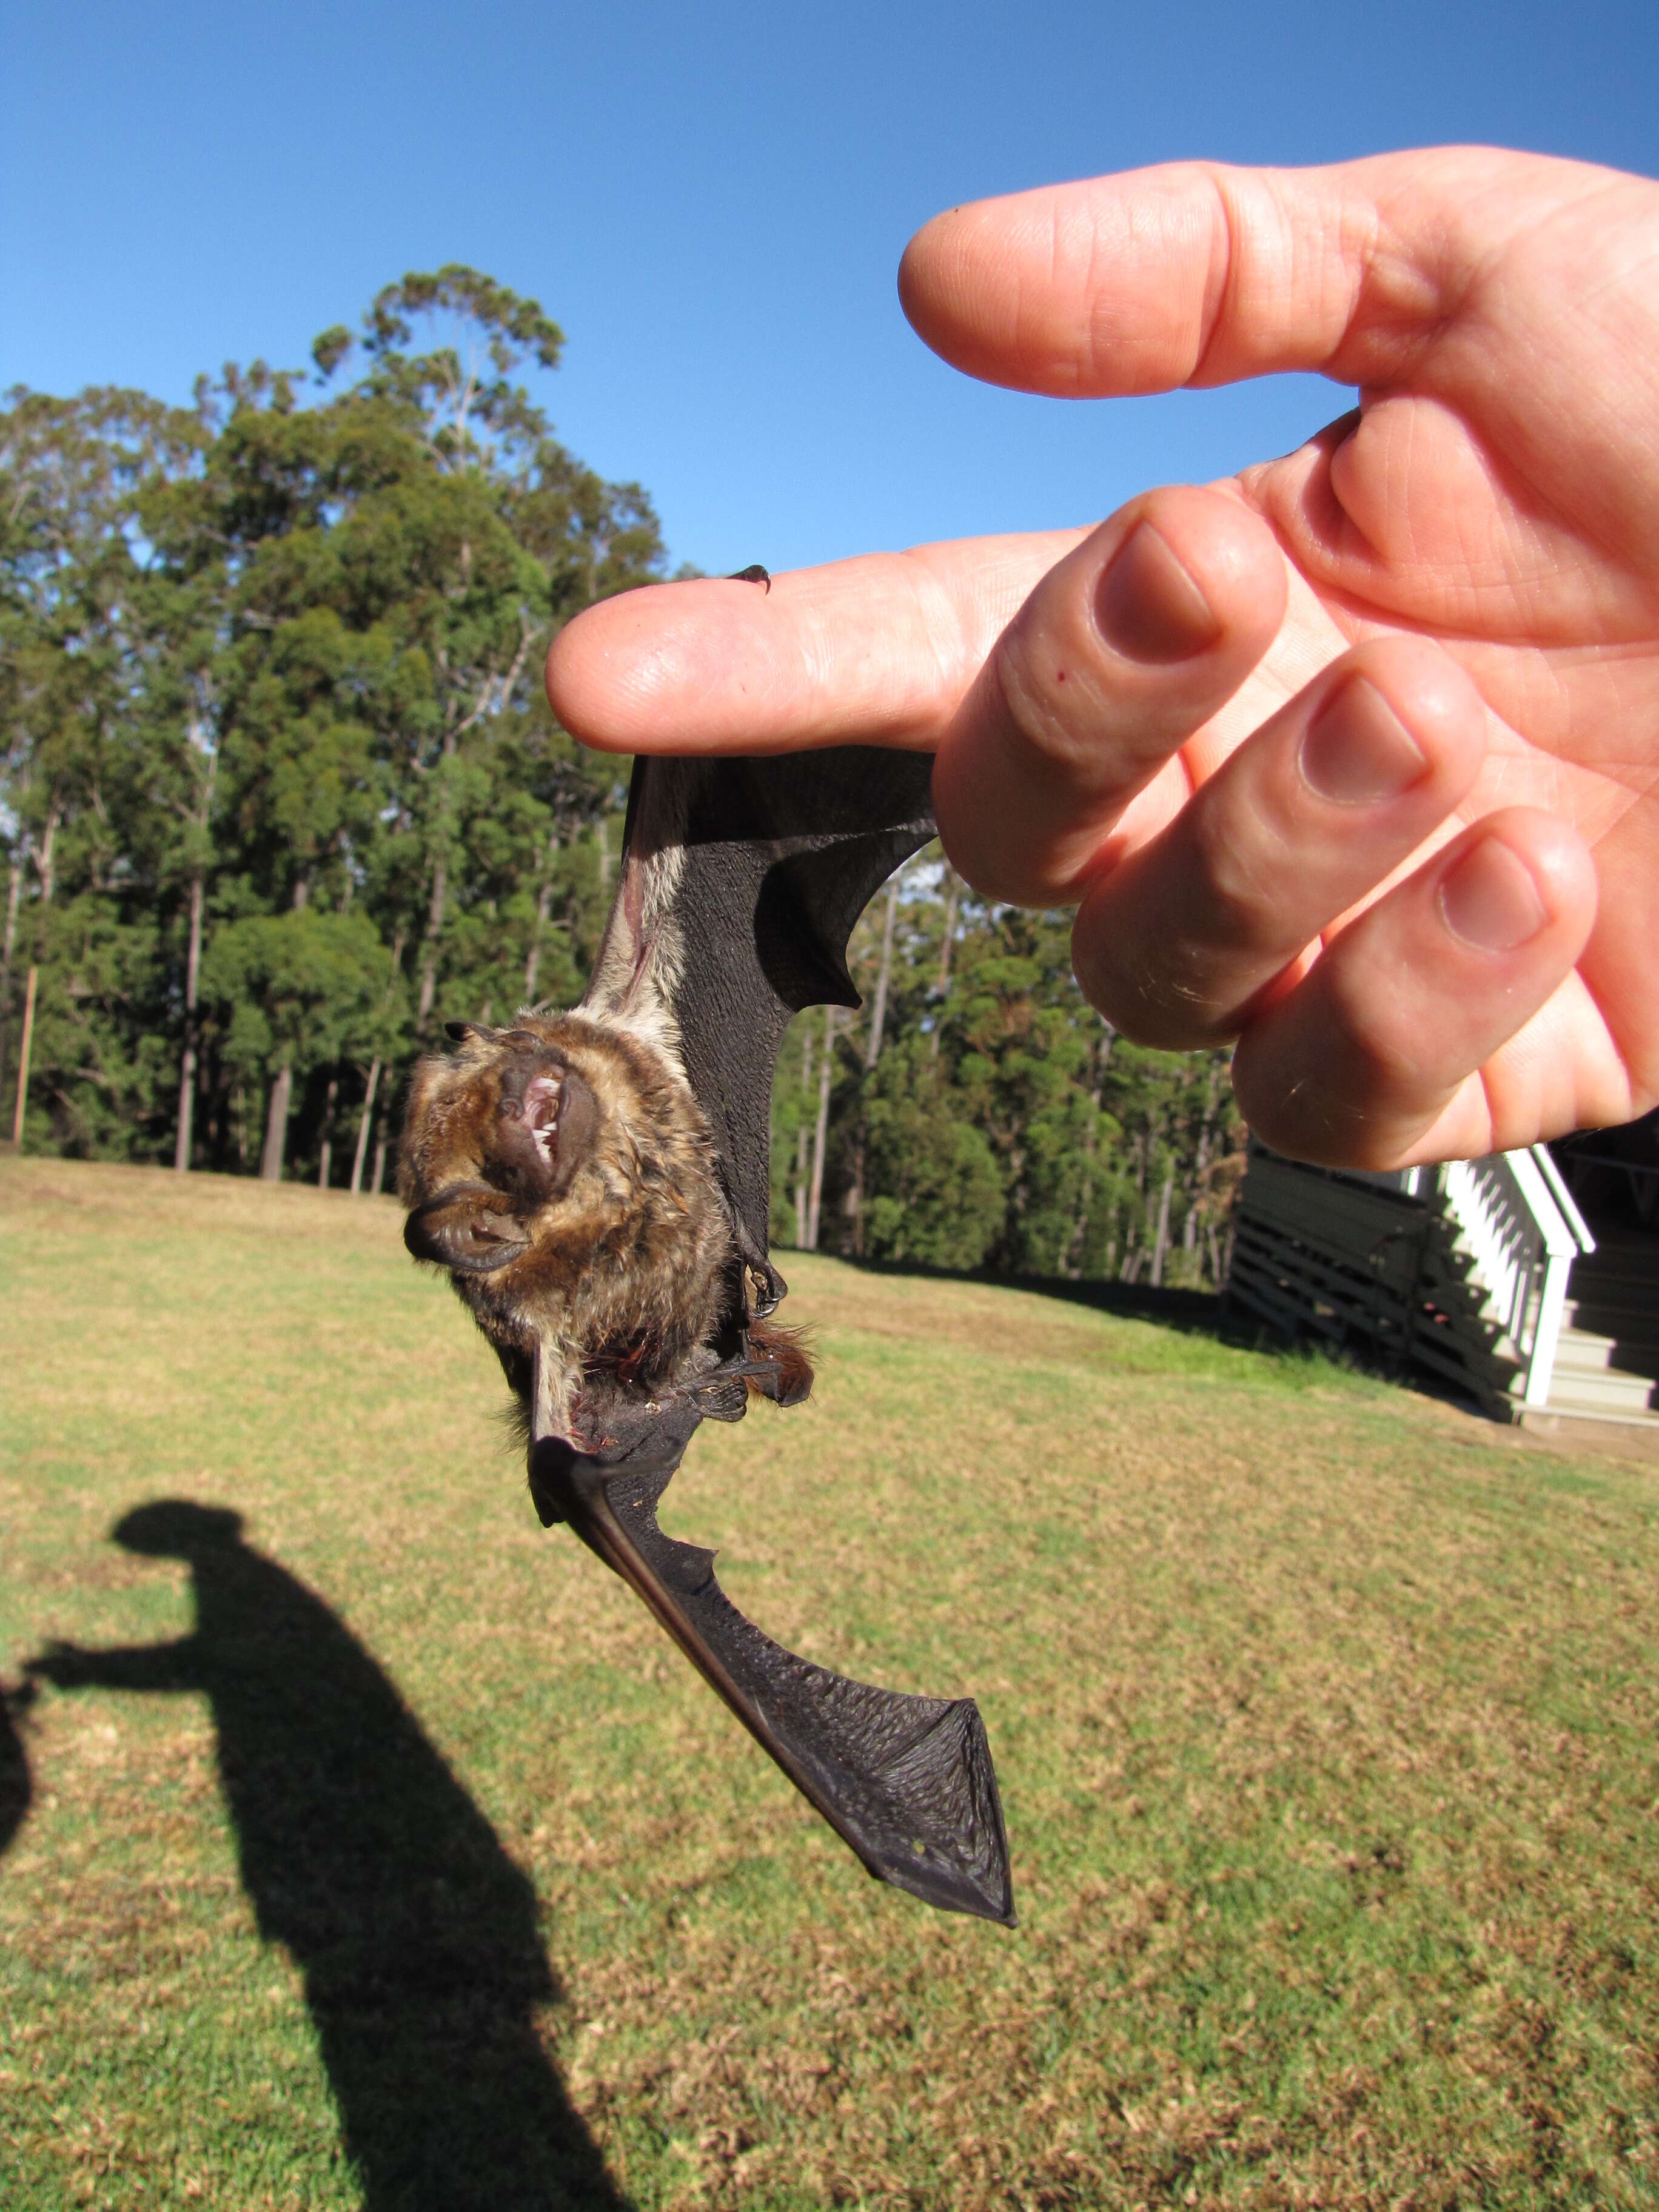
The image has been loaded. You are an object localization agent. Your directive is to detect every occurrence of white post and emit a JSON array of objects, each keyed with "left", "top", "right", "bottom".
[{"left": 1523, "top": 1249, "right": 1574, "bottom": 1408}]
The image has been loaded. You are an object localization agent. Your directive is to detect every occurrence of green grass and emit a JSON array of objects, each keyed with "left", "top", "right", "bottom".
[{"left": 3, "top": 1156, "right": 1659, "bottom": 2210}]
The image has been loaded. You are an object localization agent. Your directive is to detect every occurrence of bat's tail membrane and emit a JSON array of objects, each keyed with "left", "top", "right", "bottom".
[{"left": 534, "top": 1429, "right": 1015, "bottom": 1926}]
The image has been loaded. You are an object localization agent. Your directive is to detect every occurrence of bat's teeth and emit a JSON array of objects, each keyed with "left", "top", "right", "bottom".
[{"left": 524, "top": 1070, "right": 565, "bottom": 1171}]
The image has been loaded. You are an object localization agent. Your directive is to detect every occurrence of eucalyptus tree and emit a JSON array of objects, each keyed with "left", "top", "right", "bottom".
[
  {"left": 169, "top": 276, "right": 660, "bottom": 1178},
  {"left": 0, "top": 387, "right": 204, "bottom": 1151},
  {"left": 309, "top": 267, "right": 660, "bottom": 1037}
]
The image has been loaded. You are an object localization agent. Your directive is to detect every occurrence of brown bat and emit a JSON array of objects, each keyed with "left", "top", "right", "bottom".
[{"left": 400, "top": 742, "right": 1014, "bottom": 1925}]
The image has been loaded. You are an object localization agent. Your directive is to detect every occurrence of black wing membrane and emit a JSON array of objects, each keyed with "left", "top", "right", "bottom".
[
  {"left": 531, "top": 1416, "right": 1015, "bottom": 1925},
  {"left": 619, "top": 745, "right": 939, "bottom": 1276},
  {"left": 560, "top": 743, "right": 1016, "bottom": 1926}
]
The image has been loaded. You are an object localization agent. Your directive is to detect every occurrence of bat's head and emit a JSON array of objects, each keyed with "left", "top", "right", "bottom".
[{"left": 399, "top": 1013, "right": 736, "bottom": 1445}]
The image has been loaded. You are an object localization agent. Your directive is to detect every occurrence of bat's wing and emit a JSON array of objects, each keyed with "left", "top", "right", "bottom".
[
  {"left": 546, "top": 743, "right": 1016, "bottom": 1926},
  {"left": 530, "top": 1415, "right": 1015, "bottom": 1925},
  {"left": 577, "top": 746, "right": 939, "bottom": 1301}
]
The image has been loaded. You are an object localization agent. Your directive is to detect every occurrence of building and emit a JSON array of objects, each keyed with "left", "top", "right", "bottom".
[{"left": 1225, "top": 1110, "right": 1659, "bottom": 1432}]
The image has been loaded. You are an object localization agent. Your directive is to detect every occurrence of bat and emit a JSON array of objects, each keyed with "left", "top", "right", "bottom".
[{"left": 399, "top": 735, "right": 1014, "bottom": 1926}]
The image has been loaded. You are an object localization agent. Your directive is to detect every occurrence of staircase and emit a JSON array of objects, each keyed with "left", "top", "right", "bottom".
[
  {"left": 1229, "top": 1142, "right": 1659, "bottom": 1430},
  {"left": 1537, "top": 1225, "right": 1659, "bottom": 1427}
]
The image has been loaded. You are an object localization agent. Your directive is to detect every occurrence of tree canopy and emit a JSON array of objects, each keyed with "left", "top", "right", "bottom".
[{"left": 1, "top": 270, "right": 1241, "bottom": 1285}]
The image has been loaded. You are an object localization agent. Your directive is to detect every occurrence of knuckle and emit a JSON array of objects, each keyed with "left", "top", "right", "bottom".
[
  {"left": 1074, "top": 917, "right": 1233, "bottom": 1052},
  {"left": 1316, "top": 951, "right": 1431, "bottom": 1097},
  {"left": 1186, "top": 793, "right": 1296, "bottom": 954},
  {"left": 990, "top": 617, "right": 1111, "bottom": 784}
]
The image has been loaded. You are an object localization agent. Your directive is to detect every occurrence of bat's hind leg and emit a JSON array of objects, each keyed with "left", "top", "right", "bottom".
[{"left": 742, "top": 1318, "right": 813, "bottom": 1406}]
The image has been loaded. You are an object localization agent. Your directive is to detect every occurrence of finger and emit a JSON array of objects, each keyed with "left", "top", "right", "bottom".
[
  {"left": 545, "top": 529, "right": 1087, "bottom": 754},
  {"left": 1229, "top": 808, "right": 1598, "bottom": 1168},
  {"left": 931, "top": 484, "right": 1286, "bottom": 905},
  {"left": 897, "top": 148, "right": 1610, "bottom": 397},
  {"left": 1071, "top": 636, "right": 1489, "bottom": 1049}
]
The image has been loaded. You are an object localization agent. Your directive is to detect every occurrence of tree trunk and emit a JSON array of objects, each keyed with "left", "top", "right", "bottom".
[
  {"left": 0, "top": 856, "right": 20, "bottom": 1105},
  {"left": 523, "top": 827, "right": 560, "bottom": 1004},
  {"left": 371, "top": 1131, "right": 389, "bottom": 1195},
  {"left": 865, "top": 877, "right": 900, "bottom": 1070},
  {"left": 10, "top": 964, "right": 38, "bottom": 1147},
  {"left": 317, "top": 1073, "right": 339, "bottom": 1188},
  {"left": 173, "top": 870, "right": 206, "bottom": 1172},
  {"left": 173, "top": 731, "right": 218, "bottom": 1173},
  {"left": 1149, "top": 1168, "right": 1174, "bottom": 1287},
  {"left": 36, "top": 805, "right": 59, "bottom": 910},
  {"left": 417, "top": 854, "right": 446, "bottom": 1028},
  {"left": 792, "top": 1021, "right": 813, "bottom": 1247},
  {"left": 930, "top": 865, "right": 959, "bottom": 1057},
  {"left": 8, "top": 804, "right": 62, "bottom": 1147},
  {"left": 806, "top": 1007, "right": 836, "bottom": 1252},
  {"left": 848, "top": 876, "right": 902, "bottom": 1256},
  {"left": 260, "top": 1061, "right": 293, "bottom": 1182},
  {"left": 350, "top": 1057, "right": 381, "bottom": 1193}
]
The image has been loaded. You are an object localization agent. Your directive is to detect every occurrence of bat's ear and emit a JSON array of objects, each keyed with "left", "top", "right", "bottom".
[{"left": 445, "top": 1021, "right": 505, "bottom": 1045}]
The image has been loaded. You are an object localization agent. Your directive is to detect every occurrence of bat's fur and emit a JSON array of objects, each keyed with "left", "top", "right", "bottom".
[
  {"left": 400, "top": 1011, "right": 751, "bottom": 1446},
  {"left": 393, "top": 748, "right": 1014, "bottom": 1925}
]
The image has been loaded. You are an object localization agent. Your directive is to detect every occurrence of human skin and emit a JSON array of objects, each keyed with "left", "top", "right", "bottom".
[{"left": 546, "top": 147, "right": 1659, "bottom": 1170}]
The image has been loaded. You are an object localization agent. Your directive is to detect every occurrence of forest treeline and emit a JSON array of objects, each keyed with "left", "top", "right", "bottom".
[{"left": 0, "top": 268, "right": 1244, "bottom": 1287}]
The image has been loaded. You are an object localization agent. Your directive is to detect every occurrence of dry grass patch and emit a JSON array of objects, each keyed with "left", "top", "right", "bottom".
[{"left": 3, "top": 1156, "right": 1658, "bottom": 2210}]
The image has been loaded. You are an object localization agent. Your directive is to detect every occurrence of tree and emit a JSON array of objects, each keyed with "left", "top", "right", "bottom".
[
  {"left": 199, "top": 909, "right": 390, "bottom": 1180},
  {"left": 2, "top": 284, "right": 1251, "bottom": 1284}
]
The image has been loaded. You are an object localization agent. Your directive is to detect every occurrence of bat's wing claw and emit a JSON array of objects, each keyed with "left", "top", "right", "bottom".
[
  {"left": 534, "top": 1421, "right": 1014, "bottom": 1925},
  {"left": 851, "top": 1695, "right": 1015, "bottom": 1925}
]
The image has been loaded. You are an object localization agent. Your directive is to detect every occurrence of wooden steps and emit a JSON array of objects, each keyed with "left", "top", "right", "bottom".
[
  {"left": 1228, "top": 1147, "right": 1659, "bottom": 1430},
  {"left": 1535, "top": 1225, "right": 1659, "bottom": 1425}
]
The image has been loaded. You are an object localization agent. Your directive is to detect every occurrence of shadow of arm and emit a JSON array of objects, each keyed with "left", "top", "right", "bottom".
[{"left": 25, "top": 1638, "right": 201, "bottom": 1695}]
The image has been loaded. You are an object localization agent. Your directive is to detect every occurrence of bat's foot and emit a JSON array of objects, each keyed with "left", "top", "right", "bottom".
[{"left": 743, "top": 1318, "right": 813, "bottom": 1406}]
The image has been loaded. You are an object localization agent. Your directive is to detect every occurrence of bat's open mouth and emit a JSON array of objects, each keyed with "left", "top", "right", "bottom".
[
  {"left": 493, "top": 1051, "right": 597, "bottom": 1200},
  {"left": 524, "top": 1071, "right": 563, "bottom": 1177}
]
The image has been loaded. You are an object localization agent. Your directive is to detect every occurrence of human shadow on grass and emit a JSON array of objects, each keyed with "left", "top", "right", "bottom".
[
  {"left": 27, "top": 1501, "right": 629, "bottom": 2212},
  {"left": 0, "top": 1678, "right": 32, "bottom": 1862}
]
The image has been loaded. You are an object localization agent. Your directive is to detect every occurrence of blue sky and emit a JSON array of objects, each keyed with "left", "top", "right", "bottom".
[{"left": 4, "top": 1, "right": 1655, "bottom": 575}]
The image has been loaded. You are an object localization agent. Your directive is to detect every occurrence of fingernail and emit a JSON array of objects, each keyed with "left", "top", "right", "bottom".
[
  {"left": 1439, "top": 836, "right": 1547, "bottom": 953},
  {"left": 1095, "top": 523, "right": 1220, "bottom": 664},
  {"left": 1299, "top": 677, "right": 1427, "bottom": 805}
]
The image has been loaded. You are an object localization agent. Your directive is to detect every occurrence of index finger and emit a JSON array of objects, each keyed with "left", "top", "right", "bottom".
[
  {"left": 897, "top": 147, "right": 1620, "bottom": 397},
  {"left": 545, "top": 529, "right": 1087, "bottom": 754}
]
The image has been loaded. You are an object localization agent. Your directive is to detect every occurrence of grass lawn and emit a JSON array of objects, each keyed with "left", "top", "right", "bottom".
[{"left": 3, "top": 1155, "right": 1658, "bottom": 2211}]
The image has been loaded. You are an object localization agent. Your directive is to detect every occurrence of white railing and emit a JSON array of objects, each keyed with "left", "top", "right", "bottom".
[{"left": 1438, "top": 1147, "right": 1595, "bottom": 1407}]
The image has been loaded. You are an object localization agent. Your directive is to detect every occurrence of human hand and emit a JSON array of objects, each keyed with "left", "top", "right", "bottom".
[
  {"left": 546, "top": 147, "right": 1659, "bottom": 1169},
  {"left": 24, "top": 1642, "right": 93, "bottom": 1689}
]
